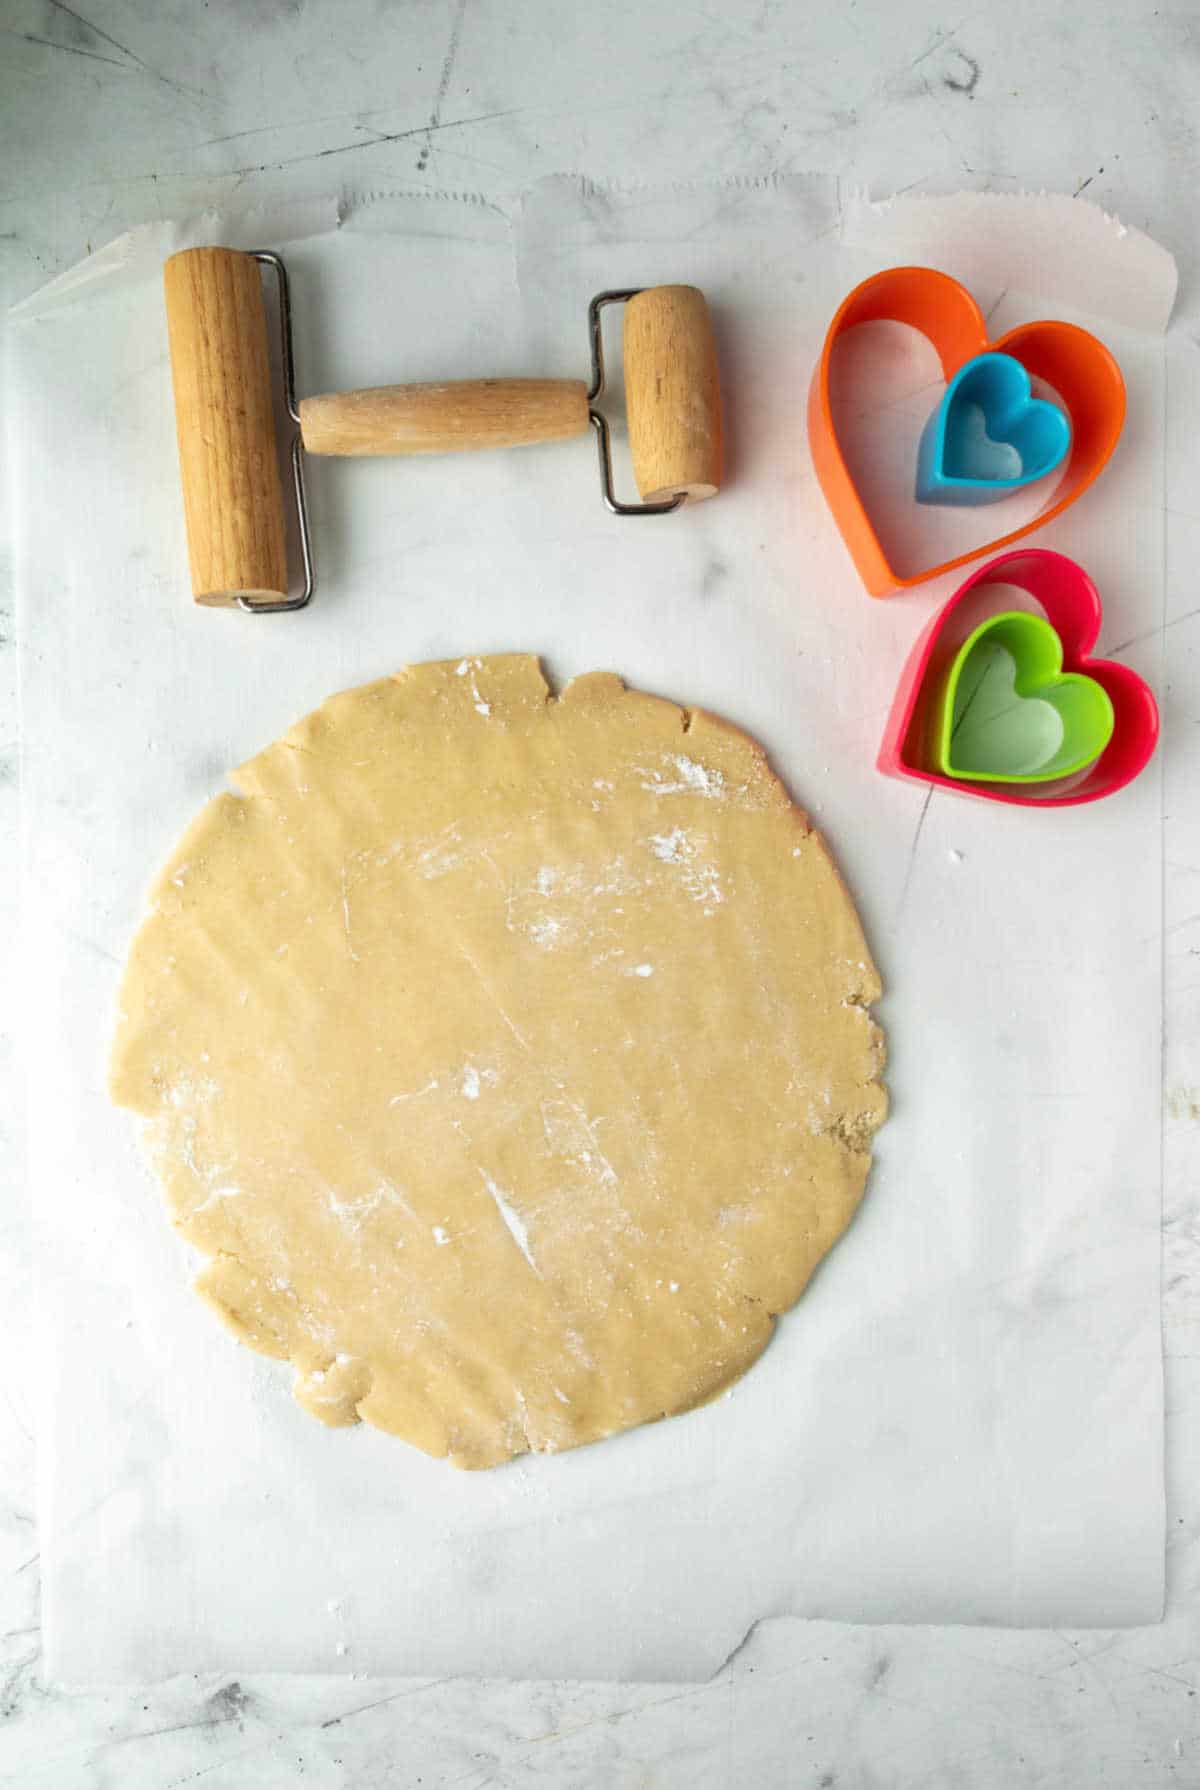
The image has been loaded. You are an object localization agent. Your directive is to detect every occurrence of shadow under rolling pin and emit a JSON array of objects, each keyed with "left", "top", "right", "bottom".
[{"left": 163, "top": 247, "right": 724, "bottom": 613}]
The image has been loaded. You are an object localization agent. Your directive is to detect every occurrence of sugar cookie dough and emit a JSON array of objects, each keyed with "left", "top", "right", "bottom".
[{"left": 111, "top": 657, "right": 886, "bottom": 1468}]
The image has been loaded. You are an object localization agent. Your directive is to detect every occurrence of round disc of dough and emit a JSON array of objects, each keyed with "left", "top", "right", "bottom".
[{"left": 111, "top": 657, "right": 886, "bottom": 1469}]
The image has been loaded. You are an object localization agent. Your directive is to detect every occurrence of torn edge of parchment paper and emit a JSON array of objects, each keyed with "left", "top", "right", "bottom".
[
  {"left": 13, "top": 178, "right": 1176, "bottom": 336},
  {"left": 7, "top": 194, "right": 341, "bottom": 319},
  {"left": 519, "top": 174, "right": 1177, "bottom": 337},
  {"left": 8, "top": 184, "right": 517, "bottom": 320},
  {"left": 337, "top": 186, "right": 511, "bottom": 238},
  {"left": 841, "top": 189, "right": 1177, "bottom": 335}
]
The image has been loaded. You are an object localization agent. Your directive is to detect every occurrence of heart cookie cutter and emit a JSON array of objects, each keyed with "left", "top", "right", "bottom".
[
  {"left": 933, "top": 610, "right": 1114, "bottom": 783},
  {"left": 916, "top": 352, "right": 1071, "bottom": 507},
  {"left": 878, "top": 548, "right": 1158, "bottom": 808},
  {"left": 808, "top": 267, "right": 1125, "bottom": 596}
]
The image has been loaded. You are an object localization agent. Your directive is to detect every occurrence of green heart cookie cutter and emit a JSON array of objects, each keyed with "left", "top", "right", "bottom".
[{"left": 935, "top": 611, "right": 1116, "bottom": 784}]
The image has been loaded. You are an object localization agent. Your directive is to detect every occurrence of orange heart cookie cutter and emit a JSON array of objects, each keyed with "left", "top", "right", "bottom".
[{"left": 807, "top": 266, "right": 1126, "bottom": 597}]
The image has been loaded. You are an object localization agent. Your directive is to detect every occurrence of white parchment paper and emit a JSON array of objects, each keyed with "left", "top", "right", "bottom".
[{"left": 13, "top": 179, "right": 1169, "bottom": 1684}]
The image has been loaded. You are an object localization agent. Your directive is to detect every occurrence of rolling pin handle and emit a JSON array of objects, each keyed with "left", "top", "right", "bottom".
[{"left": 297, "top": 379, "right": 590, "bottom": 456}]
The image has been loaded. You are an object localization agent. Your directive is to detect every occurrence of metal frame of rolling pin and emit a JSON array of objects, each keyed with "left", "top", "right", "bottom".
[{"left": 243, "top": 254, "right": 709, "bottom": 614}]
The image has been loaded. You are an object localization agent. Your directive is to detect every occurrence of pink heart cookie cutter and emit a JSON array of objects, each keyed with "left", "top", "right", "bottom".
[{"left": 878, "top": 548, "right": 1159, "bottom": 807}]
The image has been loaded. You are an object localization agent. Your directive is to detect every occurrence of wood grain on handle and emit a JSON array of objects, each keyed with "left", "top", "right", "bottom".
[
  {"left": 163, "top": 248, "right": 288, "bottom": 607},
  {"left": 623, "top": 285, "right": 723, "bottom": 504},
  {"left": 298, "top": 379, "right": 590, "bottom": 456}
]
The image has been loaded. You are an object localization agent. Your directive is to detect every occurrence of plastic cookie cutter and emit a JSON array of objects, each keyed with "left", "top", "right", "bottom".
[
  {"left": 915, "top": 352, "right": 1071, "bottom": 507},
  {"left": 878, "top": 548, "right": 1158, "bottom": 808},
  {"left": 933, "top": 610, "right": 1114, "bottom": 782},
  {"left": 807, "top": 267, "right": 1125, "bottom": 596}
]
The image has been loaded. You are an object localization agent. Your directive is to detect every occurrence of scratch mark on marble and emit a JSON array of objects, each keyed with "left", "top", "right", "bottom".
[
  {"left": 519, "top": 1676, "right": 723, "bottom": 1752},
  {"left": 983, "top": 285, "right": 1010, "bottom": 326},
  {"left": 2, "top": 28, "right": 127, "bottom": 69},
  {"left": 222, "top": 110, "right": 518, "bottom": 182},
  {"left": 90, "top": 1711, "right": 241, "bottom": 1752},
  {"left": 893, "top": 784, "right": 934, "bottom": 929},
  {"left": 68, "top": 927, "right": 122, "bottom": 967},
  {"left": 1044, "top": 1634, "right": 1125, "bottom": 1676},
  {"left": 1106, "top": 602, "right": 1199, "bottom": 656},
  {"left": 45, "top": 0, "right": 150, "bottom": 69},
  {"left": 320, "top": 1679, "right": 453, "bottom": 1728},
  {"left": 198, "top": 103, "right": 525, "bottom": 153},
  {"left": 418, "top": 0, "right": 469, "bottom": 172},
  {"left": 0, "top": 1653, "right": 37, "bottom": 1728},
  {"left": 38, "top": 0, "right": 209, "bottom": 100},
  {"left": 164, "top": 1735, "right": 280, "bottom": 1786}
]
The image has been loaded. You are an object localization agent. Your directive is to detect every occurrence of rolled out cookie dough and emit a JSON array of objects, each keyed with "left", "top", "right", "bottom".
[{"left": 110, "top": 657, "right": 887, "bottom": 1469}]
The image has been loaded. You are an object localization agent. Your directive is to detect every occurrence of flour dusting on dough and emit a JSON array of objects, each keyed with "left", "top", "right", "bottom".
[
  {"left": 339, "top": 867, "right": 360, "bottom": 963},
  {"left": 649, "top": 827, "right": 689, "bottom": 862},
  {"left": 329, "top": 1181, "right": 414, "bottom": 1232},
  {"left": 640, "top": 755, "right": 726, "bottom": 799},
  {"left": 390, "top": 1078, "right": 440, "bottom": 1105},
  {"left": 643, "top": 827, "right": 723, "bottom": 913},
  {"left": 481, "top": 1175, "right": 541, "bottom": 1277},
  {"left": 191, "top": 1184, "right": 242, "bottom": 1215}
]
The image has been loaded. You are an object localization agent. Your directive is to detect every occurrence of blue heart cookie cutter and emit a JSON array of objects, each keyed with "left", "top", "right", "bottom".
[{"left": 916, "top": 351, "right": 1071, "bottom": 507}]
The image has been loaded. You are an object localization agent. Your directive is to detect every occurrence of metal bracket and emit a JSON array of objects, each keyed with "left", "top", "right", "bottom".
[
  {"left": 241, "top": 250, "right": 315, "bottom": 613},
  {"left": 586, "top": 289, "right": 684, "bottom": 517},
  {"left": 233, "top": 270, "right": 676, "bottom": 614}
]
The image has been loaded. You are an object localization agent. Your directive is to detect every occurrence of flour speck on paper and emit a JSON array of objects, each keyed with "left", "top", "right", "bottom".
[{"left": 110, "top": 655, "right": 887, "bottom": 1469}]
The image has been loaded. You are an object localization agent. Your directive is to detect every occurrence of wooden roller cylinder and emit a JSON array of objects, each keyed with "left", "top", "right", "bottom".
[
  {"left": 298, "top": 379, "right": 589, "bottom": 456},
  {"left": 164, "top": 248, "right": 288, "bottom": 607},
  {"left": 623, "top": 285, "right": 723, "bottom": 504}
]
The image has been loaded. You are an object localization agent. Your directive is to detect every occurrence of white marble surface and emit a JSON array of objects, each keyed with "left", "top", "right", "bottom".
[{"left": 1, "top": 0, "right": 1198, "bottom": 1783}]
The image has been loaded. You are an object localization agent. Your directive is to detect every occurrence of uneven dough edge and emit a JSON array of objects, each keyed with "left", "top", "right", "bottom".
[{"left": 111, "top": 656, "right": 887, "bottom": 1470}]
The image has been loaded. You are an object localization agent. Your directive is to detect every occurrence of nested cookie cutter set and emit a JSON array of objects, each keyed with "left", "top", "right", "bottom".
[
  {"left": 809, "top": 265, "right": 1157, "bottom": 807},
  {"left": 163, "top": 250, "right": 1157, "bottom": 806}
]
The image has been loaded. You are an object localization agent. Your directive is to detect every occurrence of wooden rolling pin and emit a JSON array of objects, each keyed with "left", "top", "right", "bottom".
[{"left": 164, "top": 249, "right": 723, "bottom": 607}]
